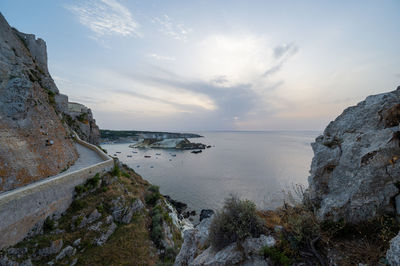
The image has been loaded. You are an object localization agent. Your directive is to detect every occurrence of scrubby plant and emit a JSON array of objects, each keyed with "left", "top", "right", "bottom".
[
  {"left": 71, "top": 199, "right": 86, "bottom": 211},
  {"left": 261, "top": 246, "right": 291, "bottom": 266},
  {"left": 145, "top": 185, "right": 161, "bottom": 206},
  {"left": 209, "top": 195, "right": 265, "bottom": 250},
  {"left": 43, "top": 216, "right": 55, "bottom": 232},
  {"left": 85, "top": 173, "right": 100, "bottom": 190},
  {"left": 75, "top": 185, "right": 87, "bottom": 196},
  {"left": 111, "top": 164, "right": 121, "bottom": 177},
  {"left": 150, "top": 207, "right": 164, "bottom": 247}
]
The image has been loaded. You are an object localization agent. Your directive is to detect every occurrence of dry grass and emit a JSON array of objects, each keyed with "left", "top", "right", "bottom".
[{"left": 259, "top": 201, "right": 398, "bottom": 265}]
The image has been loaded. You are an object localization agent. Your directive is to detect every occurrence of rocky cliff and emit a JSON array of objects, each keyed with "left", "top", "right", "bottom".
[
  {"left": 308, "top": 86, "right": 400, "bottom": 223},
  {"left": 0, "top": 13, "right": 79, "bottom": 192},
  {"left": 0, "top": 13, "right": 100, "bottom": 192}
]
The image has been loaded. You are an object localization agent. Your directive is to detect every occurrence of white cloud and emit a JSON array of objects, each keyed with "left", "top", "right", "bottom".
[
  {"left": 153, "top": 14, "right": 192, "bottom": 41},
  {"left": 66, "top": 0, "right": 140, "bottom": 38},
  {"left": 148, "top": 53, "right": 175, "bottom": 61}
]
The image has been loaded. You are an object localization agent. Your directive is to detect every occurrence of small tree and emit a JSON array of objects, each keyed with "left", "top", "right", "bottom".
[{"left": 209, "top": 195, "right": 265, "bottom": 250}]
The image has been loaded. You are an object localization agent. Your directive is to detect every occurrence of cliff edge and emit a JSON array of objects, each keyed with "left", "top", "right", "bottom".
[
  {"left": 0, "top": 13, "right": 100, "bottom": 192},
  {"left": 309, "top": 86, "right": 400, "bottom": 223}
]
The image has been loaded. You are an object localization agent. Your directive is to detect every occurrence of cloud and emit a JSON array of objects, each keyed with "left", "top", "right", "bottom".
[
  {"left": 66, "top": 0, "right": 140, "bottom": 38},
  {"left": 153, "top": 14, "right": 192, "bottom": 41},
  {"left": 274, "top": 43, "right": 298, "bottom": 59},
  {"left": 147, "top": 53, "right": 175, "bottom": 61},
  {"left": 263, "top": 43, "right": 298, "bottom": 77}
]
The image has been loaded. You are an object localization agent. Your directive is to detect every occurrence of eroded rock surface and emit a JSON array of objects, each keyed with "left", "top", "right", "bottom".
[
  {"left": 0, "top": 13, "right": 78, "bottom": 192},
  {"left": 308, "top": 86, "right": 400, "bottom": 223}
]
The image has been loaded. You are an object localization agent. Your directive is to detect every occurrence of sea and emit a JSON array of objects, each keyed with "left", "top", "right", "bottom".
[{"left": 101, "top": 131, "right": 320, "bottom": 213}]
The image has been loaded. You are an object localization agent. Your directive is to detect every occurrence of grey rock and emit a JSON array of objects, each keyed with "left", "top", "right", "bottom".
[
  {"left": 242, "top": 235, "right": 275, "bottom": 258},
  {"left": 79, "top": 209, "right": 101, "bottom": 228},
  {"left": 0, "top": 255, "right": 18, "bottom": 266},
  {"left": 72, "top": 238, "right": 81, "bottom": 247},
  {"left": 308, "top": 86, "right": 400, "bottom": 223},
  {"left": 7, "top": 247, "right": 27, "bottom": 258},
  {"left": 111, "top": 196, "right": 144, "bottom": 224},
  {"left": 94, "top": 222, "right": 117, "bottom": 246},
  {"left": 70, "top": 258, "right": 78, "bottom": 266},
  {"left": 20, "top": 259, "right": 33, "bottom": 266},
  {"left": 89, "top": 221, "right": 103, "bottom": 231},
  {"left": 55, "top": 245, "right": 76, "bottom": 261},
  {"left": 387, "top": 232, "right": 400, "bottom": 265},
  {"left": 37, "top": 239, "right": 63, "bottom": 257},
  {"left": 191, "top": 244, "right": 243, "bottom": 266},
  {"left": 174, "top": 216, "right": 213, "bottom": 265}
]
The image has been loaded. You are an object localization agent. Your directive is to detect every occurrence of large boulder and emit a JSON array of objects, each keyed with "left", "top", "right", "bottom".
[
  {"left": 387, "top": 232, "right": 400, "bottom": 265},
  {"left": 308, "top": 86, "right": 400, "bottom": 223}
]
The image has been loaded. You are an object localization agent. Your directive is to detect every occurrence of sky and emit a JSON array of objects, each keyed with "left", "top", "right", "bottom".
[{"left": 1, "top": 0, "right": 400, "bottom": 131}]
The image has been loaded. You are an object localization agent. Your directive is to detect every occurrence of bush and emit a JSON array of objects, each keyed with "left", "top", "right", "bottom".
[
  {"left": 43, "top": 217, "right": 55, "bottom": 232},
  {"left": 145, "top": 186, "right": 161, "bottom": 206},
  {"left": 71, "top": 199, "right": 86, "bottom": 211},
  {"left": 209, "top": 195, "right": 265, "bottom": 250},
  {"left": 111, "top": 164, "right": 121, "bottom": 177},
  {"left": 85, "top": 173, "right": 100, "bottom": 189},
  {"left": 261, "top": 246, "right": 291, "bottom": 266}
]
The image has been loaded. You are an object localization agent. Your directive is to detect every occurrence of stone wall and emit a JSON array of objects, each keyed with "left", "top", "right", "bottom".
[{"left": 0, "top": 137, "right": 113, "bottom": 249}]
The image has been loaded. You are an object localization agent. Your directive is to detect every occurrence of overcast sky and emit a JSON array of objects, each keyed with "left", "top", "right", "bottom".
[{"left": 2, "top": 0, "right": 400, "bottom": 131}]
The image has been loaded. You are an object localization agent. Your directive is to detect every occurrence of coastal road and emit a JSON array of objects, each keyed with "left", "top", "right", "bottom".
[{"left": 0, "top": 142, "right": 107, "bottom": 198}]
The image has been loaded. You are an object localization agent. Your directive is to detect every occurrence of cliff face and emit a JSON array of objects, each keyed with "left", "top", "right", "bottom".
[
  {"left": 308, "top": 86, "right": 400, "bottom": 223},
  {"left": 0, "top": 13, "right": 100, "bottom": 192}
]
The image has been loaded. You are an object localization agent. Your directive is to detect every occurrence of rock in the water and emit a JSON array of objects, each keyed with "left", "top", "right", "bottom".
[
  {"left": 387, "top": 232, "right": 400, "bottom": 265},
  {"left": 308, "top": 86, "right": 400, "bottom": 223},
  {"left": 200, "top": 209, "right": 215, "bottom": 222}
]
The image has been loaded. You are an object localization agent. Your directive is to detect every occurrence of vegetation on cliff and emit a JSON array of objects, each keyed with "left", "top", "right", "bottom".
[{"left": 0, "top": 163, "right": 183, "bottom": 265}]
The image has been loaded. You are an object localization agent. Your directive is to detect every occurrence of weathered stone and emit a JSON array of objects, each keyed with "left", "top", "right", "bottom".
[
  {"left": 79, "top": 209, "right": 101, "bottom": 228},
  {"left": 308, "top": 86, "right": 400, "bottom": 223},
  {"left": 72, "top": 238, "right": 81, "bottom": 247},
  {"left": 387, "top": 232, "right": 400, "bottom": 265},
  {"left": 55, "top": 246, "right": 76, "bottom": 261},
  {"left": 174, "top": 216, "right": 213, "bottom": 265},
  {"left": 37, "top": 239, "right": 63, "bottom": 257},
  {"left": 111, "top": 196, "right": 144, "bottom": 224},
  {"left": 94, "top": 222, "right": 117, "bottom": 246},
  {"left": 0, "top": 13, "right": 79, "bottom": 193},
  {"left": 191, "top": 244, "right": 243, "bottom": 266},
  {"left": 242, "top": 235, "right": 275, "bottom": 258}
]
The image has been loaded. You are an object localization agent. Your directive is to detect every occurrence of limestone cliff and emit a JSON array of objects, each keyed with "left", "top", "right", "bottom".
[
  {"left": 0, "top": 13, "right": 100, "bottom": 192},
  {"left": 308, "top": 86, "right": 400, "bottom": 223}
]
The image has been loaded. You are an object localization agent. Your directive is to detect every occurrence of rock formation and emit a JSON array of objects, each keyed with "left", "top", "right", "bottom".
[
  {"left": 0, "top": 13, "right": 101, "bottom": 192},
  {"left": 0, "top": 13, "right": 78, "bottom": 192},
  {"left": 308, "top": 86, "right": 400, "bottom": 223}
]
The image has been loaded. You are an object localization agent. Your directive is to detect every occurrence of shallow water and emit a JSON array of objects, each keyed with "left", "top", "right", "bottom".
[{"left": 101, "top": 131, "right": 319, "bottom": 212}]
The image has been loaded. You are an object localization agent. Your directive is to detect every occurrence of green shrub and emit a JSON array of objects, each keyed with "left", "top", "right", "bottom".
[
  {"left": 209, "top": 195, "right": 265, "bottom": 250},
  {"left": 111, "top": 164, "right": 121, "bottom": 177},
  {"left": 71, "top": 199, "right": 86, "bottom": 211},
  {"left": 148, "top": 185, "right": 160, "bottom": 193},
  {"left": 122, "top": 171, "right": 130, "bottom": 178},
  {"left": 43, "top": 217, "right": 55, "bottom": 232},
  {"left": 261, "top": 246, "right": 291, "bottom": 266},
  {"left": 85, "top": 173, "right": 100, "bottom": 190},
  {"left": 75, "top": 185, "right": 88, "bottom": 196},
  {"left": 145, "top": 185, "right": 161, "bottom": 206}
]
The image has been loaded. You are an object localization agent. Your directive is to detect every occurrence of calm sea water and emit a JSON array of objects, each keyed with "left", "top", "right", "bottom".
[{"left": 101, "top": 131, "right": 319, "bottom": 212}]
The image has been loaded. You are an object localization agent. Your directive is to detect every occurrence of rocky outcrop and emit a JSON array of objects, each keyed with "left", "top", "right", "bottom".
[
  {"left": 308, "top": 86, "right": 400, "bottom": 223},
  {"left": 63, "top": 102, "right": 100, "bottom": 145},
  {"left": 174, "top": 214, "right": 274, "bottom": 266},
  {"left": 0, "top": 13, "right": 78, "bottom": 192},
  {"left": 387, "top": 232, "right": 400, "bottom": 265}
]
